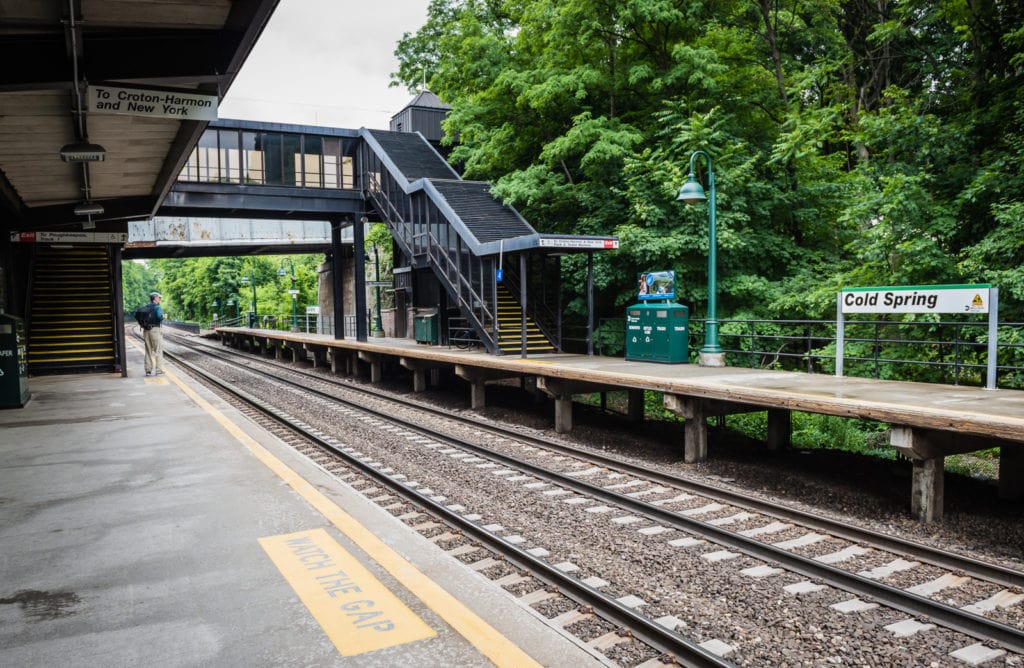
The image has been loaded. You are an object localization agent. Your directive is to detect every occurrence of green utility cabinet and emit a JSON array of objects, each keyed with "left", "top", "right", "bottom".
[
  {"left": 625, "top": 303, "right": 689, "bottom": 363},
  {"left": 414, "top": 311, "right": 439, "bottom": 345},
  {"left": 0, "top": 313, "right": 30, "bottom": 407}
]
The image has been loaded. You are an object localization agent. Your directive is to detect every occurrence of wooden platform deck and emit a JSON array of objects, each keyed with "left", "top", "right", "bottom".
[{"left": 215, "top": 328, "right": 1024, "bottom": 522}]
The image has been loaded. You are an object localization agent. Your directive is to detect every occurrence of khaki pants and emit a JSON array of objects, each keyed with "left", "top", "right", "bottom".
[{"left": 144, "top": 327, "right": 163, "bottom": 373}]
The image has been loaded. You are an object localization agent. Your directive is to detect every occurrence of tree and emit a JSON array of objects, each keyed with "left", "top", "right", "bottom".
[{"left": 393, "top": 0, "right": 1024, "bottom": 325}]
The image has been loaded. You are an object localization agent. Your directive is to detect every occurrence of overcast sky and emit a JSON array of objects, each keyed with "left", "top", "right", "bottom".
[{"left": 219, "top": 0, "right": 431, "bottom": 130}]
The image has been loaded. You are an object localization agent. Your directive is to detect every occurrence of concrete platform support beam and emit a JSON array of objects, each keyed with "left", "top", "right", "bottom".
[
  {"left": 400, "top": 358, "right": 441, "bottom": 393},
  {"left": 536, "top": 378, "right": 611, "bottom": 434},
  {"left": 891, "top": 426, "right": 947, "bottom": 522},
  {"left": 664, "top": 395, "right": 707, "bottom": 463},
  {"left": 553, "top": 394, "right": 573, "bottom": 433},
  {"left": 329, "top": 349, "right": 342, "bottom": 375},
  {"left": 664, "top": 396, "right": 779, "bottom": 463},
  {"left": 767, "top": 409, "right": 791, "bottom": 452},
  {"left": 627, "top": 389, "right": 645, "bottom": 423},
  {"left": 456, "top": 365, "right": 489, "bottom": 409},
  {"left": 358, "top": 351, "right": 382, "bottom": 384},
  {"left": 521, "top": 376, "right": 544, "bottom": 404},
  {"left": 999, "top": 445, "right": 1024, "bottom": 501},
  {"left": 287, "top": 342, "right": 307, "bottom": 365},
  {"left": 912, "top": 456, "right": 945, "bottom": 523},
  {"left": 456, "top": 366, "right": 521, "bottom": 411},
  {"left": 306, "top": 345, "right": 327, "bottom": 368}
]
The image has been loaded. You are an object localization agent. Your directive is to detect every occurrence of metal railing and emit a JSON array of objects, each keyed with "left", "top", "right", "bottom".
[
  {"left": 592, "top": 316, "right": 1024, "bottom": 390},
  {"left": 209, "top": 313, "right": 359, "bottom": 337},
  {"left": 364, "top": 170, "right": 499, "bottom": 352}
]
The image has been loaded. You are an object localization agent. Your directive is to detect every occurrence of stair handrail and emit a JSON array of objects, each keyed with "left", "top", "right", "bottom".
[{"left": 364, "top": 171, "right": 500, "bottom": 353}]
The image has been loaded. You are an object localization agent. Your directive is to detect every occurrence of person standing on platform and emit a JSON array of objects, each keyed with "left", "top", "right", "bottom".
[{"left": 142, "top": 291, "right": 165, "bottom": 375}]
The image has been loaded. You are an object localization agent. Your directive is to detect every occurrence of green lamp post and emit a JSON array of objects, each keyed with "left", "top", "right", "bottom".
[
  {"left": 371, "top": 245, "right": 385, "bottom": 337},
  {"left": 677, "top": 150, "right": 725, "bottom": 367},
  {"left": 278, "top": 259, "right": 298, "bottom": 331},
  {"left": 241, "top": 275, "right": 257, "bottom": 328}
]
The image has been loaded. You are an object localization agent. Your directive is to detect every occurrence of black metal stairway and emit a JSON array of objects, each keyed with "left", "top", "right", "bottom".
[
  {"left": 495, "top": 283, "right": 556, "bottom": 354},
  {"left": 27, "top": 245, "right": 119, "bottom": 374},
  {"left": 360, "top": 129, "right": 559, "bottom": 354}
]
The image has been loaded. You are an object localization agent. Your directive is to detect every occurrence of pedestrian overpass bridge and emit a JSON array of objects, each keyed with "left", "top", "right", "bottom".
[{"left": 13, "top": 109, "right": 618, "bottom": 376}]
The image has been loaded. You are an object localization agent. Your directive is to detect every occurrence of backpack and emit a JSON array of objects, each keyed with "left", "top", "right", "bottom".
[{"left": 135, "top": 303, "right": 155, "bottom": 330}]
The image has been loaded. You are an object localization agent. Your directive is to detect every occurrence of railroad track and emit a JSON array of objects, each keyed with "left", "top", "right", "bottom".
[
  {"left": 156, "top": 333, "right": 727, "bottom": 667},
  {"left": 162, "top": 331, "right": 1024, "bottom": 665}
]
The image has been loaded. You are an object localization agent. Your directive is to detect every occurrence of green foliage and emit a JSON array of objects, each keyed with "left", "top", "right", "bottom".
[
  {"left": 727, "top": 411, "right": 894, "bottom": 459},
  {"left": 121, "top": 260, "right": 157, "bottom": 313},
  {"left": 132, "top": 254, "right": 323, "bottom": 324},
  {"left": 394, "top": 0, "right": 1024, "bottom": 328}
]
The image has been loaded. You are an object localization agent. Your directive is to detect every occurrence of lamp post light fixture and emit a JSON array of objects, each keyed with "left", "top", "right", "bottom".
[
  {"left": 278, "top": 259, "right": 299, "bottom": 331},
  {"left": 677, "top": 150, "right": 725, "bottom": 367},
  {"left": 226, "top": 298, "right": 236, "bottom": 321}
]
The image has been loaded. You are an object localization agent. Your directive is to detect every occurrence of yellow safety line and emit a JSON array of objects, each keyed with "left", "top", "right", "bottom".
[{"left": 162, "top": 366, "right": 541, "bottom": 667}]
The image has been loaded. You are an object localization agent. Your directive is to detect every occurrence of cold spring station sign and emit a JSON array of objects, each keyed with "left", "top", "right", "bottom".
[
  {"left": 836, "top": 284, "right": 999, "bottom": 388},
  {"left": 841, "top": 284, "right": 991, "bottom": 314}
]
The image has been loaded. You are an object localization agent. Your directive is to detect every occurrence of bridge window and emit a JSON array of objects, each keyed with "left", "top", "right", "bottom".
[
  {"left": 242, "top": 132, "right": 264, "bottom": 184},
  {"left": 283, "top": 134, "right": 301, "bottom": 186},
  {"left": 303, "top": 135, "right": 322, "bottom": 187},
  {"left": 182, "top": 130, "right": 220, "bottom": 182},
  {"left": 180, "top": 128, "right": 356, "bottom": 190},
  {"left": 322, "top": 138, "right": 354, "bottom": 189},
  {"left": 219, "top": 130, "right": 240, "bottom": 182}
]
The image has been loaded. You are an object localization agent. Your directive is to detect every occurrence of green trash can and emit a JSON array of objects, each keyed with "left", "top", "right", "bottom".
[
  {"left": 0, "top": 313, "right": 30, "bottom": 408},
  {"left": 625, "top": 302, "right": 689, "bottom": 363},
  {"left": 413, "top": 311, "right": 438, "bottom": 345}
]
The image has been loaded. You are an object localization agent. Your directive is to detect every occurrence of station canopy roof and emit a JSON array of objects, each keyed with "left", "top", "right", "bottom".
[{"left": 0, "top": 0, "right": 279, "bottom": 234}]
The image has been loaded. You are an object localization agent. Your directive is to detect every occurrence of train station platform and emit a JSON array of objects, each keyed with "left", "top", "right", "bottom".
[
  {"left": 216, "top": 327, "right": 1024, "bottom": 523},
  {"left": 0, "top": 344, "right": 604, "bottom": 667}
]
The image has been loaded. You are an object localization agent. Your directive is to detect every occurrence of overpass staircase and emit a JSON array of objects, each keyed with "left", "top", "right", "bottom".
[
  {"left": 360, "top": 129, "right": 559, "bottom": 355},
  {"left": 26, "top": 245, "right": 120, "bottom": 374}
]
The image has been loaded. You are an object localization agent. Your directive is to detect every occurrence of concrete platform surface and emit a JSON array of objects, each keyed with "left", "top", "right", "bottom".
[{"left": 0, "top": 346, "right": 604, "bottom": 667}]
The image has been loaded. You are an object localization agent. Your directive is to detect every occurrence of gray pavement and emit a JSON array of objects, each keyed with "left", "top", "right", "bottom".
[{"left": 0, "top": 346, "right": 603, "bottom": 667}]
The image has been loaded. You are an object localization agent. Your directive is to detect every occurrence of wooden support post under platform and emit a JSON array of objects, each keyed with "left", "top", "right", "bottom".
[
  {"left": 1000, "top": 444, "right": 1024, "bottom": 502},
  {"left": 358, "top": 351, "right": 382, "bottom": 384},
  {"left": 663, "top": 395, "right": 792, "bottom": 463}
]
